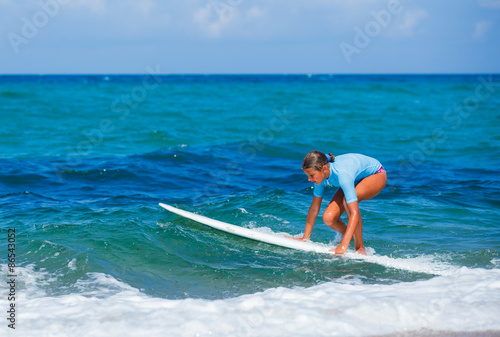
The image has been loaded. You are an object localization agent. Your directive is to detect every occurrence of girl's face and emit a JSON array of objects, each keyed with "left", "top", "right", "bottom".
[{"left": 303, "top": 165, "right": 329, "bottom": 185}]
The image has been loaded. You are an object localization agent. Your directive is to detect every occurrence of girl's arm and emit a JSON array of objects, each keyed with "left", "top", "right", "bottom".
[
  {"left": 334, "top": 201, "right": 360, "bottom": 255},
  {"left": 290, "top": 195, "right": 322, "bottom": 241}
]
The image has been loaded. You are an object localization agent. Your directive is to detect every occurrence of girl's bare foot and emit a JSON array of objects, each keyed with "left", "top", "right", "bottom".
[{"left": 356, "top": 247, "right": 367, "bottom": 255}]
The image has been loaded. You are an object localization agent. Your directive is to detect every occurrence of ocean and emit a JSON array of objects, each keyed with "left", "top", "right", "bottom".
[{"left": 0, "top": 74, "right": 499, "bottom": 337}]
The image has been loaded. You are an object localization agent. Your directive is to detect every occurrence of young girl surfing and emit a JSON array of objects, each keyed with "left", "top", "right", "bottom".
[{"left": 291, "top": 151, "right": 387, "bottom": 255}]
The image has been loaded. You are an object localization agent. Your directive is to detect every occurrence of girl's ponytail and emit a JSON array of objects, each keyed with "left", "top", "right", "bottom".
[
  {"left": 302, "top": 151, "right": 334, "bottom": 171},
  {"left": 326, "top": 153, "right": 335, "bottom": 162}
]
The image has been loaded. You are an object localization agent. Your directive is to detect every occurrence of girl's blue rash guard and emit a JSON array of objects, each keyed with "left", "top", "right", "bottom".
[{"left": 312, "top": 153, "right": 383, "bottom": 204}]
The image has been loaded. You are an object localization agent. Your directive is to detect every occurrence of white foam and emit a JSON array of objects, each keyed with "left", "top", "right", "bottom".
[
  {"left": 67, "top": 258, "right": 77, "bottom": 271},
  {"left": 249, "top": 227, "right": 458, "bottom": 276},
  {"left": 1, "top": 265, "right": 499, "bottom": 337},
  {"left": 259, "top": 213, "right": 290, "bottom": 223},
  {"left": 344, "top": 252, "right": 459, "bottom": 276},
  {"left": 238, "top": 208, "right": 249, "bottom": 214}
]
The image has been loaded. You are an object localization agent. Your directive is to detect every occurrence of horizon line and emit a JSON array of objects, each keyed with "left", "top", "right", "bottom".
[{"left": 1, "top": 72, "right": 499, "bottom": 76}]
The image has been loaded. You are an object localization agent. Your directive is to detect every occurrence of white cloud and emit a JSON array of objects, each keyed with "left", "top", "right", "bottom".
[
  {"left": 397, "top": 8, "right": 429, "bottom": 36},
  {"left": 473, "top": 20, "right": 493, "bottom": 38},
  {"left": 193, "top": 2, "right": 236, "bottom": 38},
  {"left": 193, "top": 2, "right": 271, "bottom": 39},
  {"left": 191, "top": 1, "right": 432, "bottom": 41}
]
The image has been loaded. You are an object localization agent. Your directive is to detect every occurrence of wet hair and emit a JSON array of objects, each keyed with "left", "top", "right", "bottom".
[{"left": 302, "top": 151, "right": 334, "bottom": 171}]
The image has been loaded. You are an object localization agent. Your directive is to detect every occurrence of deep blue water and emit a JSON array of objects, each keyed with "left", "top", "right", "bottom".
[{"left": 1, "top": 74, "right": 499, "bottom": 302}]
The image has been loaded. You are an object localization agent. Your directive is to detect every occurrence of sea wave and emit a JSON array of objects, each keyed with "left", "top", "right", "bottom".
[{"left": 1, "top": 265, "right": 499, "bottom": 337}]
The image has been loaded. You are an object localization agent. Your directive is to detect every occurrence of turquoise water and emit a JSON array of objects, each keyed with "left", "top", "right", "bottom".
[{"left": 1, "top": 74, "right": 500, "bottom": 336}]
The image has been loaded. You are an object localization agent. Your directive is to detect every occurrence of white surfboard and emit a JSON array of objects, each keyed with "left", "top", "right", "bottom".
[{"left": 159, "top": 203, "right": 335, "bottom": 255}]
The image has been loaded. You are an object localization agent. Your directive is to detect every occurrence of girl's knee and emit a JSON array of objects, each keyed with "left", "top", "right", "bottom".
[{"left": 323, "top": 210, "right": 339, "bottom": 225}]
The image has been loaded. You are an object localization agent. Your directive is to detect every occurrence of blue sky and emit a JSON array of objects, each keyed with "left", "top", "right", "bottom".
[{"left": 1, "top": 0, "right": 499, "bottom": 74}]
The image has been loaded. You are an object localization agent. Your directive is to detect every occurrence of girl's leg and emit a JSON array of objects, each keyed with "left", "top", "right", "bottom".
[
  {"left": 323, "top": 171, "right": 387, "bottom": 252},
  {"left": 323, "top": 188, "right": 348, "bottom": 235},
  {"left": 343, "top": 197, "right": 365, "bottom": 253},
  {"left": 350, "top": 171, "right": 387, "bottom": 253},
  {"left": 355, "top": 171, "right": 387, "bottom": 203}
]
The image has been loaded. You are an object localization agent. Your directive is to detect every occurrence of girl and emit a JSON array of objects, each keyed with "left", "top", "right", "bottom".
[{"left": 292, "top": 151, "right": 387, "bottom": 255}]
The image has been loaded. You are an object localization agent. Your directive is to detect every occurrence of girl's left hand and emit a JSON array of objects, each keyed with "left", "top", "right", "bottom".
[{"left": 332, "top": 245, "right": 347, "bottom": 255}]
